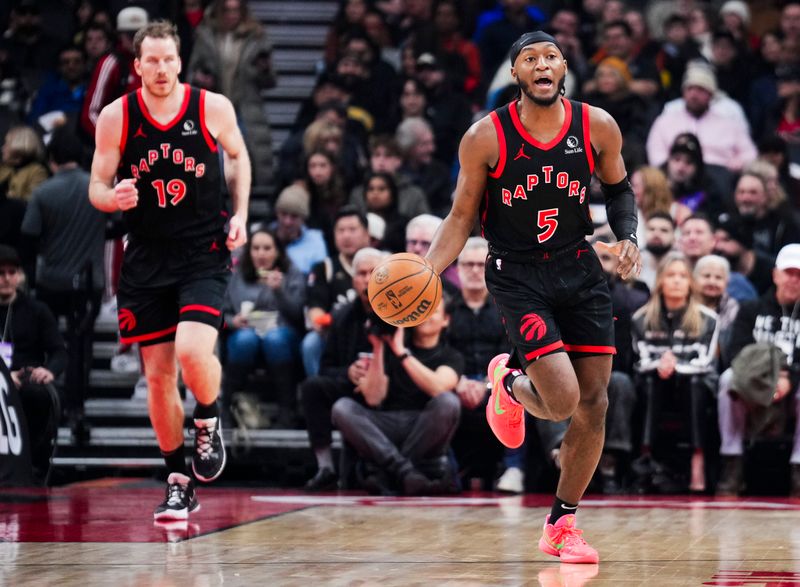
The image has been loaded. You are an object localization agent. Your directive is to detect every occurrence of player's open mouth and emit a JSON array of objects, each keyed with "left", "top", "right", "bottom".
[{"left": 535, "top": 77, "right": 553, "bottom": 88}]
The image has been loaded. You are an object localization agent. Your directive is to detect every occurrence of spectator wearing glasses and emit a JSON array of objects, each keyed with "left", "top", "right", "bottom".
[{"left": 404, "top": 213, "right": 460, "bottom": 293}]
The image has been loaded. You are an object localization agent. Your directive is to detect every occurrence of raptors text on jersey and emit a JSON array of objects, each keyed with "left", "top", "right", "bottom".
[
  {"left": 481, "top": 98, "right": 596, "bottom": 252},
  {"left": 118, "top": 84, "right": 224, "bottom": 240}
]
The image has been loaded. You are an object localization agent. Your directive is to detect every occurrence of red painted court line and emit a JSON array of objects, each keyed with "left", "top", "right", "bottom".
[{"left": 0, "top": 487, "right": 310, "bottom": 543}]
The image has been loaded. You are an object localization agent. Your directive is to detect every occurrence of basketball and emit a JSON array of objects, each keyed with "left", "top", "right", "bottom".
[{"left": 368, "top": 252, "right": 442, "bottom": 326}]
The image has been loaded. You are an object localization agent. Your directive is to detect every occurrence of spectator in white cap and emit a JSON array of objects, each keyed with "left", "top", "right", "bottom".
[
  {"left": 646, "top": 61, "right": 757, "bottom": 173},
  {"left": 716, "top": 242, "right": 800, "bottom": 497},
  {"left": 719, "top": 0, "right": 756, "bottom": 48},
  {"left": 80, "top": 6, "right": 149, "bottom": 141}
]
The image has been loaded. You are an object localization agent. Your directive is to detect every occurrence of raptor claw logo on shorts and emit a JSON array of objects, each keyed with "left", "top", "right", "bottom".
[
  {"left": 119, "top": 308, "right": 137, "bottom": 332},
  {"left": 519, "top": 312, "right": 546, "bottom": 341}
]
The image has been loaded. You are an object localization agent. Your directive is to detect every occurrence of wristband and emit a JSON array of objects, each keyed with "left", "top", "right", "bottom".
[{"left": 397, "top": 350, "right": 412, "bottom": 362}]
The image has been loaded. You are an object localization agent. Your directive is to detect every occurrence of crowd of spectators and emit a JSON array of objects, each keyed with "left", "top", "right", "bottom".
[{"left": 2, "top": 0, "right": 800, "bottom": 496}]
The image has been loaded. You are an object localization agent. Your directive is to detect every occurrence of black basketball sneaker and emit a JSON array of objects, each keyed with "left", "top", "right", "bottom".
[
  {"left": 154, "top": 473, "right": 200, "bottom": 520},
  {"left": 192, "top": 417, "right": 226, "bottom": 482}
]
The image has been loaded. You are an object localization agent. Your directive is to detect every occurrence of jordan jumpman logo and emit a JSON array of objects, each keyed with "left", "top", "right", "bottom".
[{"left": 514, "top": 143, "right": 531, "bottom": 161}]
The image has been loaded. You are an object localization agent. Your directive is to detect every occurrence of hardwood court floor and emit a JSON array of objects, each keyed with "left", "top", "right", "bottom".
[{"left": 3, "top": 482, "right": 800, "bottom": 586}]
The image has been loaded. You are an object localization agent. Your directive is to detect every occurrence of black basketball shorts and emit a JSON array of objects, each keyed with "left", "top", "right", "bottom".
[
  {"left": 117, "top": 233, "right": 231, "bottom": 346},
  {"left": 485, "top": 240, "right": 615, "bottom": 370}
]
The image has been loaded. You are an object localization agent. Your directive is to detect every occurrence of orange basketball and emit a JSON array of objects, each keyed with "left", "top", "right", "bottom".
[{"left": 368, "top": 252, "right": 442, "bottom": 326}]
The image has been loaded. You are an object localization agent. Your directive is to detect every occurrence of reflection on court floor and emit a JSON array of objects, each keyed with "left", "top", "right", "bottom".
[{"left": 3, "top": 483, "right": 800, "bottom": 586}]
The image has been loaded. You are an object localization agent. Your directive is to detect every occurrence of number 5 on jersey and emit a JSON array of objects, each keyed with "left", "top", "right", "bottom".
[
  {"left": 152, "top": 179, "right": 187, "bottom": 207},
  {"left": 537, "top": 208, "right": 559, "bottom": 243}
]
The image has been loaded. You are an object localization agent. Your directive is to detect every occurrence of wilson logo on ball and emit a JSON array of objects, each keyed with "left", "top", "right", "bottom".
[
  {"left": 393, "top": 298, "right": 432, "bottom": 325},
  {"left": 519, "top": 312, "right": 546, "bottom": 341},
  {"left": 119, "top": 308, "right": 137, "bottom": 332}
]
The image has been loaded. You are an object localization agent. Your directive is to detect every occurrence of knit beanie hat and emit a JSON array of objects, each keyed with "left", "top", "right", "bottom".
[{"left": 275, "top": 185, "right": 310, "bottom": 219}]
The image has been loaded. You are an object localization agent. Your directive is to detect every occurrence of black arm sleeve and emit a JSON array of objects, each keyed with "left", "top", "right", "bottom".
[{"left": 602, "top": 176, "right": 638, "bottom": 245}]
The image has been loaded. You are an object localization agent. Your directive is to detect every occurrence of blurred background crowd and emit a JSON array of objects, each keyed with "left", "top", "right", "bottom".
[{"left": 1, "top": 0, "right": 799, "bottom": 497}]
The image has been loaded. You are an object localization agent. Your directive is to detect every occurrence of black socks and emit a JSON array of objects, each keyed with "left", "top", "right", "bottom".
[
  {"left": 162, "top": 445, "right": 188, "bottom": 476},
  {"left": 550, "top": 496, "right": 579, "bottom": 524},
  {"left": 503, "top": 372, "right": 522, "bottom": 403},
  {"left": 193, "top": 399, "right": 220, "bottom": 420}
]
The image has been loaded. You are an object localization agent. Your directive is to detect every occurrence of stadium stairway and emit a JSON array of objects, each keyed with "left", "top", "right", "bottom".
[
  {"left": 50, "top": 1, "right": 340, "bottom": 485},
  {"left": 51, "top": 306, "right": 343, "bottom": 486},
  {"left": 249, "top": 0, "right": 338, "bottom": 220}
]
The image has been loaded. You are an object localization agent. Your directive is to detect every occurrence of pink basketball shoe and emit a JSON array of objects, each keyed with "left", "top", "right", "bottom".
[{"left": 538, "top": 514, "right": 599, "bottom": 564}]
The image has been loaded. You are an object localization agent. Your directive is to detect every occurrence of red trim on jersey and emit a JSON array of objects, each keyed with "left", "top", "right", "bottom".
[
  {"left": 120, "top": 325, "right": 178, "bottom": 344},
  {"left": 119, "top": 94, "right": 129, "bottom": 155},
  {"left": 524, "top": 340, "right": 564, "bottom": 361},
  {"left": 136, "top": 83, "right": 191, "bottom": 131},
  {"left": 480, "top": 189, "right": 489, "bottom": 234},
  {"left": 563, "top": 344, "right": 616, "bottom": 354},
  {"left": 510, "top": 98, "right": 572, "bottom": 151},
  {"left": 488, "top": 110, "right": 506, "bottom": 178},
  {"left": 180, "top": 304, "right": 221, "bottom": 316},
  {"left": 582, "top": 103, "right": 595, "bottom": 174},
  {"left": 199, "top": 89, "right": 218, "bottom": 153}
]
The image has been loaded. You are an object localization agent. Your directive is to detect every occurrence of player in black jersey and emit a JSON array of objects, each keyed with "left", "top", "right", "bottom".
[
  {"left": 426, "top": 31, "right": 641, "bottom": 564},
  {"left": 88, "top": 21, "right": 251, "bottom": 521}
]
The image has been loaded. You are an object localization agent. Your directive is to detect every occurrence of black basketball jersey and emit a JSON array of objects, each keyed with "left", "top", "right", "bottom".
[
  {"left": 118, "top": 84, "right": 224, "bottom": 240},
  {"left": 480, "top": 98, "right": 596, "bottom": 253}
]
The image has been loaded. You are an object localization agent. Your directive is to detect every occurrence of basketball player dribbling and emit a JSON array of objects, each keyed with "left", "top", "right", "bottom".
[
  {"left": 425, "top": 31, "right": 641, "bottom": 563},
  {"left": 89, "top": 21, "right": 251, "bottom": 520}
]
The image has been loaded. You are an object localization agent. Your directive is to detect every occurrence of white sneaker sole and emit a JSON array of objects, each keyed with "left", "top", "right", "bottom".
[{"left": 153, "top": 502, "right": 200, "bottom": 521}]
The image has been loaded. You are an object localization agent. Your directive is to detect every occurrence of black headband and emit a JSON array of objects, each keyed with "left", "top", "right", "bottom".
[{"left": 509, "top": 31, "right": 564, "bottom": 65}]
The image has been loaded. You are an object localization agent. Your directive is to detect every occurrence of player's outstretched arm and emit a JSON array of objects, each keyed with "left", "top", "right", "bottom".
[
  {"left": 89, "top": 99, "right": 138, "bottom": 213},
  {"left": 425, "top": 117, "right": 496, "bottom": 275},
  {"left": 204, "top": 91, "right": 251, "bottom": 250},
  {"left": 590, "top": 106, "right": 641, "bottom": 279}
]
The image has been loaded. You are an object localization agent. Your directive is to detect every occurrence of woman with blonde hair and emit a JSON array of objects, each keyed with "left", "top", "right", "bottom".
[
  {"left": 631, "top": 166, "right": 691, "bottom": 244},
  {"left": 0, "top": 125, "right": 48, "bottom": 200},
  {"left": 744, "top": 159, "right": 787, "bottom": 211},
  {"left": 302, "top": 120, "right": 344, "bottom": 159},
  {"left": 632, "top": 252, "right": 719, "bottom": 493}
]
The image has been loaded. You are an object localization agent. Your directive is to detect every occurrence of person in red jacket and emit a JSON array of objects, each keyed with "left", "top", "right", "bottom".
[{"left": 80, "top": 7, "right": 148, "bottom": 142}]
